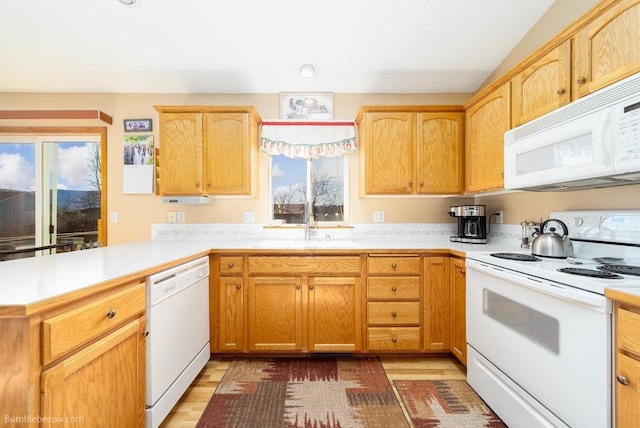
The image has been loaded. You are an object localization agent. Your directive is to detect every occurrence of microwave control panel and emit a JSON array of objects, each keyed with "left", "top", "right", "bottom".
[{"left": 616, "top": 100, "right": 640, "bottom": 163}]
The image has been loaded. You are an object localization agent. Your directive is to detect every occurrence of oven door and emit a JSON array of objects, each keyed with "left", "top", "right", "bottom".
[{"left": 466, "top": 258, "right": 612, "bottom": 428}]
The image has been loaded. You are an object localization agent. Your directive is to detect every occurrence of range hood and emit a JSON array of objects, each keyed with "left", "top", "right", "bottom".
[
  {"left": 161, "top": 196, "right": 215, "bottom": 205},
  {"left": 504, "top": 71, "right": 640, "bottom": 192}
]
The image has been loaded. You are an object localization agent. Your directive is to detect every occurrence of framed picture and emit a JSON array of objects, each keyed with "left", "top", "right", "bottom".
[
  {"left": 280, "top": 93, "right": 333, "bottom": 120},
  {"left": 123, "top": 118, "right": 152, "bottom": 132}
]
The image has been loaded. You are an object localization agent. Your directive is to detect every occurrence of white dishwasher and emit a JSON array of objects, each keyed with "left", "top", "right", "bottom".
[{"left": 145, "top": 256, "right": 210, "bottom": 428}]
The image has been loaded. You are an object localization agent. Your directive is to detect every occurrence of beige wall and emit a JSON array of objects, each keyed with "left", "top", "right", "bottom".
[{"left": 2, "top": 0, "right": 638, "bottom": 245}]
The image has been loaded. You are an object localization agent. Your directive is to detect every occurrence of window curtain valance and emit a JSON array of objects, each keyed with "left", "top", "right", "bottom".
[{"left": 259, "top": 120, "right": 358, "bottom": 159}]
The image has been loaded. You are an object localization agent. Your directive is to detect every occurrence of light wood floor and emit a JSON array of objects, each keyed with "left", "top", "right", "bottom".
[{"left": 160, "top": 356, "right": 467, "bottom": 428}]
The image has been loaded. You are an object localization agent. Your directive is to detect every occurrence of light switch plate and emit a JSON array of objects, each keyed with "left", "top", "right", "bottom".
[
  {"left": 177, "top": 211, "right": 185, "bottom": 223},
  {"left": 110, "top": 212, "right": 119, "bottom": 223},
  {"left": 168, "top": 211, "right": 177, "bottom": 223},
  {"left": 373, "top": 211, "right": 385, "bottom": 223}
]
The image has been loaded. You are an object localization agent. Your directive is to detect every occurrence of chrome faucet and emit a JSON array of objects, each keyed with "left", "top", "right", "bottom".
[{"left": 305, "top": 201, "right": 317, "bottom": 240}]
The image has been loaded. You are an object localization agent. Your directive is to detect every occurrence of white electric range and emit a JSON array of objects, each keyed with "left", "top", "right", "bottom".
[{"left": 465, "top": 210, "right": 640, "bottom": 428}]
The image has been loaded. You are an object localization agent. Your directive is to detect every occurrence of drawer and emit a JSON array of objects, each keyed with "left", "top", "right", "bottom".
[
  {"left": 367, "top": 327, "right": 421, "bottom": 351},
  {"left": 220, "top": 256, "right": 243, "bottom": 275},
  {"left": 249, "top": 256, "right": 361, "bottom": 275},
  {"left": 368, "top": 302, "right": 420, "bottom": 325},
  {"left": 617, "top": 306, "right": 640, "bottom": 355},
  {"left": 367, "top": 256, "right": 420, "bottom": 275},
  {"left": 367, "top": 276, "right": 420, "bottom": 300},
  {"left": 42, "top": 282, "right": 145, "bottom": 365}
]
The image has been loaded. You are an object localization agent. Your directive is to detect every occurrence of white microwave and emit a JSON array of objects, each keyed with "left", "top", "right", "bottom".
[{"left": 504, "top": 71, "right": 640, "bottom": 191}]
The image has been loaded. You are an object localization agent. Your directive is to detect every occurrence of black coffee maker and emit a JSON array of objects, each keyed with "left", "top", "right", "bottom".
[{"left": 448, "top": 205, "right": 487, "bottom": 244}]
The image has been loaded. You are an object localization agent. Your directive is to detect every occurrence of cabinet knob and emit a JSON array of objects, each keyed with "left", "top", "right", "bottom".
[
  {"left": 196, "top": 182, "right": 201, "bottom": 187},
  {"left": 419, "top": 182, "right": 424, "bottom": 187},
  {"left": 142, "top": 330, "right": 149, "bottom": 337},
  {"left": 617, "top": 374, "right": 630, "bottom": 386},
  {"left": 391, "top": 312, "right": 397, "bottom": 318},
  {"left": 391, "top": 263, "right": 397, "bottom": 269},
  {"left": 228, "top": 262, "right": 234, "bottom": 268},
  {"left": 577, "top": 76, "right": 586, "bottom": 84},
  {"left": 235, "top": 284, "right": 241, "bottom": 290},
  {"left": 106, "top": 309, "right": 116, "bottom": 319},
  {"left": 296, "top": 285, "right": 301, "bottom": 290},
  {"left": 557, "top": 88, "right": 565, "bottom": 95},
  {"left": 408, "top": 182, "right": 413, "bottom": 187},
  {"left": 460, "top": 269, "right": 466, "bottom": 275},
  {"left": 207, "top": 182, "right": 212, "bottom": 188},
  {"left": 309, "top": 285, "right": 314, "bottom": 290},
  {"left": 391, "top": 286, "right": 397, "bottom": 292},
  {"left": 391, "top": 338, "right": 397, "bottom": 343}
]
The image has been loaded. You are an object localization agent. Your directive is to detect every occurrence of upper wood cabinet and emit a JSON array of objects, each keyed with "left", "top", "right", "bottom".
[
  {"left": 511, "top": 40, "right": 571, "bottom": 127},
  {"left": 356, "top": 106, "right": 464, "bottom": 195},
  {"left": 154, "top": 106, "right": 261, "bottom": 197},
  {"left": 573, "top": 0, "right": 640, "bottom": 99},
  {"left": 464, "top": 82, "right": 511, "bottom": 193}
]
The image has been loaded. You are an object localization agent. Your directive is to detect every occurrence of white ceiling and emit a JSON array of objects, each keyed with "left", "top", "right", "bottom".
[{"left": 0, "top": 0, "right": 556, "bottom": 94}]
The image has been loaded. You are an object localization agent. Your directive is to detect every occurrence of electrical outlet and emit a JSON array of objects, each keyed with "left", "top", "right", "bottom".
[
  {"left": 168, "top": 211, "right": 177, "bottom": 223},
  {"left": 373, "top": 211, "right": 385, "bottom": 223},
  {"left": 110, "top": 212, "right": 118, "bottom": 223},
  {"left": 495, "top": 210, "right": 504, "bottom": 224},
  {"left": 177, "top": 211, "right": 185, "bottom": 223},
  {"left": 243, "top": 211, "right": 255, "bottom": 223}
]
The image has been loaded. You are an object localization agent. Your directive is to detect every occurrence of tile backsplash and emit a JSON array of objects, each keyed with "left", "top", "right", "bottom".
[{"left": 152, "top": 222, "right": 523, "bottom": 246}]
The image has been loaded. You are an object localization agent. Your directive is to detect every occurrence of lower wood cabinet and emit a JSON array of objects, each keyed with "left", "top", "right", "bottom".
[
  {"left": 40, "top": 317, "right": 146, "bottom": 427},
  {"left": 449, "top": 257, "right": 467, "bottom": 365},
  {"left": 613, "top": 302, "right": 640, "bottom": 427},
  {"left": 424, "top": 256, "right": 450, "bottom": 351},
  {"left": 248, "top": 276, "right": 360, "bottom": 352},
  {"left": 218, "top": 276, "right": 245, "bottom": 351}
]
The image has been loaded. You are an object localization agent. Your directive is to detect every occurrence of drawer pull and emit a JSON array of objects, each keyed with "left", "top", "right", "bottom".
[
  {"left": 142, "top": 331, "right": 149, "bottom": 337},
  {"left": 235, "top": 284, "right": 241, "bottom": 290},
  {"left": 106, "top": 309, "right": 116, "bottom": 319},
  {"left": 617, "top": 374, "right": 630, "bottom": 386},
  {"left": 391, "top": 338, "right": 397, "bottom": 343},
  {"left": 391, "top": 263, "right": 397, "bottom": 269},
  {"left": 391, "top": 312, "right": 397, "bottom": 318},
  {"left": 391, "top": 286, "right": 397, "bottom": 292},
  {"left": 228, "top": 262, "right": 234, "bottom": 268}
]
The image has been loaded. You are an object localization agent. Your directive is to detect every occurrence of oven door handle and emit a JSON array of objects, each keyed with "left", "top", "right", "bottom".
[{"left": 466, "top": 259, "right": 607, "bottom": 310}]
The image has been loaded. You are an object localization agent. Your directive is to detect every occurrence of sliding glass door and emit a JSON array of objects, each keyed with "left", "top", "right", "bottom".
[{"left": 0, "top": 135, "right": 102, "bottom": 259}]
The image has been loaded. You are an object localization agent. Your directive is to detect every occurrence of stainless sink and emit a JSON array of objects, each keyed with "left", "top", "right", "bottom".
[{"left": 255, "top": 238, "right": 359, "bottom": 249}]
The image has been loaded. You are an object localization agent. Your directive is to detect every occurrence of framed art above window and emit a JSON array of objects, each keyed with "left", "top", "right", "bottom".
[{"left": 280, "top": 93, "right": 333, "bottom": 120}]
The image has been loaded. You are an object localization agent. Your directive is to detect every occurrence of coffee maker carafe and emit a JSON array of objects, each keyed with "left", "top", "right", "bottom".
[{"left": 448, "top": 205, "right": 487, "bottom": 244}]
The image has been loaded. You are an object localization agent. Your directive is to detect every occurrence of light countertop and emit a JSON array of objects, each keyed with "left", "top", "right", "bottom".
[{"left": 0, "top": 238, "right": 517, "bottom": 316}]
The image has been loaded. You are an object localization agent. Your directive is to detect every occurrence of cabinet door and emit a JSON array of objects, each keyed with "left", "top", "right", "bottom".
[
  {"left": 158, "top": 112, "right": 203, "bottom": 195},
  {"left": 308, "top": 277, "right": 360, "bottom": 352},
  {"left": 574, "top": 0, "right": 640, "bottom": 99},
  {"left": 219, "top": 276, "right": 245, "bottom": 351},
  {"left": 512, "top": 40, "right": 571, "bottom": 126},
  {"left": 416, "top": 112, "right": 464, "bottom": 194},
  {"left": 362, "top": 112, "right": 415, "bottom": 194},
  {"left": 449, "top": 258, "right": 466, "bottom": 365},
  {"left": 203, "top": 113, "right": 254, "bottom": 195},
  {"left": 616, "top": 352, "right": 640, "bottom": 428},
  {"left": 465, "top": 82, "right": 511, "bottom": 193},
  {"left": 40, "top": 317, "right": 145, "bottom": 428},
  {"left": 424, "top": 257, "right": 450, "bottom": 351},
  {"left": 248, "top": 277, "right": 303, "bottom": 351}
]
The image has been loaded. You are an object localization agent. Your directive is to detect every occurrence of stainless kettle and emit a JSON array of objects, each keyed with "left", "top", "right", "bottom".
[{"left": 531, "top": 219, "right": 574, "bottom": 258}]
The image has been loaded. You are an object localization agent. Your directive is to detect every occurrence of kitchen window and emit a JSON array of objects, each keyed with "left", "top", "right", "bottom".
[
  {"left": 0, "top": 130, "right": 106, "bottom": 258},
  {"left": 270, "top": 155, "right": 348, "bottom": 225}
]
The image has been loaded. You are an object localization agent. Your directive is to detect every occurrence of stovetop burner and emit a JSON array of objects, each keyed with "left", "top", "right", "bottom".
[
  {"left": 491, "top": 253, "right": 541, "bottom": 262},
  {"left": 597, "top": 264, "right": 640, "bottom": 277},
  {"left": 557, "top": 267, "right": 624, "bottom": 279}
]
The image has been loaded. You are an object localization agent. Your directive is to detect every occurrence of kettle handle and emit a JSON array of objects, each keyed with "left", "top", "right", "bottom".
[{"left": 540, "top": 218, "right": 569, "bottom": 238}]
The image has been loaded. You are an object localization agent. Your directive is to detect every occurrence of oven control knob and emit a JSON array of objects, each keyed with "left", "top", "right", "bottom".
[{"left": 573, "top": 217, "right": 584, "bottom": 226}]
